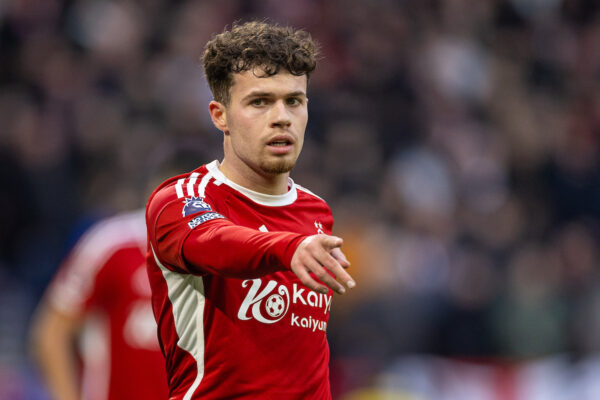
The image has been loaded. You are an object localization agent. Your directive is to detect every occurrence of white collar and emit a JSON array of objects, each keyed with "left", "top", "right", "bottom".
[{"left": 206, "top": 160, "right": 298, "bottom": 207}]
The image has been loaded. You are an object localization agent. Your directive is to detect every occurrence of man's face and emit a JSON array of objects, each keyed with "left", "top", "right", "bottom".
[{"left": 220, "top": 69, "right": 308, "bottom": 179}]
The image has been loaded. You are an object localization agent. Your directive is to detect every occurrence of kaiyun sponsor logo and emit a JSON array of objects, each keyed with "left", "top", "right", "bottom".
[{"left": 237, "top": 279, "right": 332, "bottom": 332}]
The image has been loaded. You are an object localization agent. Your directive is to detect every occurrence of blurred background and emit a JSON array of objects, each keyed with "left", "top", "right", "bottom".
[{"left": 1, "top": 0, "right": 600, "bottom": 399}]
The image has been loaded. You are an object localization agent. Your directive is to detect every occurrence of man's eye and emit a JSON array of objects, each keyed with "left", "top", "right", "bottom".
[
  {"left": 251, "top": 98, "right": 266, "bottom": 106},
  {"left": 286, "top": 98, "right": 301, "bottom": 106}
]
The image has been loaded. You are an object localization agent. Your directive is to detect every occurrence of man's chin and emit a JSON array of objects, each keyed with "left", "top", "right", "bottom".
[{"left": 259, "top": 159, "right": 296, "bottom": 175}]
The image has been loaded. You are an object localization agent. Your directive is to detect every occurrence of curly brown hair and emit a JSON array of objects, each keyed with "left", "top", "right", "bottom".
[{"left": 202, "top": 21, "right": 318, "bottom": 105}]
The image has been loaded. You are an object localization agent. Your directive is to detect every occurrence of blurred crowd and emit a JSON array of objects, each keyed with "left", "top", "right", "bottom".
[{"left": 1, "top": 0, "right": 600, "bottom": 398}]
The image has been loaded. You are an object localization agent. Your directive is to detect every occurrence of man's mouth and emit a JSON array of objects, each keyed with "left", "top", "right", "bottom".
[
  {"left": 267, "top": 136, "right": 294, "bottom": 146},
  {"left": 266, "top": 136, "right": 294, "bottom": 154},
  {"left": 268, "top": 140, "right": 291, "bottom": 147}
]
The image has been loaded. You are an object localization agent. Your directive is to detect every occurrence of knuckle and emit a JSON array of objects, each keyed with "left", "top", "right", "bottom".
[
  {"left": 301, "top": 277, "right": 313, "bottom": 286},
  {"left": 315, "top": 270, "right": 328, "bottom": 280},
  {"left": 324, "top": 260, "right": 338, "bottom": 272}
]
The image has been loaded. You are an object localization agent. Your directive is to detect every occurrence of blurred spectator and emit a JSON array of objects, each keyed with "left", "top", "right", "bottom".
[
  {"left": 29, "top": 209, "right": 169, "bottom": 400},
  {"left": 27, "top": 143, "right": 203, "bottom": 400}
]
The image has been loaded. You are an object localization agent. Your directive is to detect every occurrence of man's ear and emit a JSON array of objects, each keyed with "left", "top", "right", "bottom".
[{"left": 209, "top": 101, "right": 228, "bottom": 133}]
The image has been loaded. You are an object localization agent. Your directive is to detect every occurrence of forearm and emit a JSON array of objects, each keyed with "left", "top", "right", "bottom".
[
  {"left": 30, "top": 307, "right": 80, "bottom": 400},
  {"left": 182, "top": 221, "right": 307, "bottom": 278}
]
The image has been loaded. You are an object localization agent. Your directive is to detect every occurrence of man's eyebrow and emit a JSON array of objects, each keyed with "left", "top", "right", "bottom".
[
  {"left": 286, "top": 91, "right": 307, "bottom": 98},
  {"left": 242, "top": 90, "right": 307, "bottom": 101}
]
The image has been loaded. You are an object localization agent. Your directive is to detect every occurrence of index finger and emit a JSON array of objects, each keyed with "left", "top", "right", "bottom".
[
  {"left": 331, "top": 247, "right": 350, "bottom": 268},
  {"left": 317, "top": 252, "right": 356, "bottom": 289}
]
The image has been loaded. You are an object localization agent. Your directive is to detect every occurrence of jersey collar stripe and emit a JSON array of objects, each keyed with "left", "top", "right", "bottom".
[
  {"left": 186, "top": 172, "right": 200, "bottom": 197},
  {"left": 175, "top": 178, "right": 186, "bottom": 198},
  {"left": 151, "top": 245, "right": 205, "bottom": 399},
  {"left": 206, "top": 160, "right": 298, "bottom": 207}
]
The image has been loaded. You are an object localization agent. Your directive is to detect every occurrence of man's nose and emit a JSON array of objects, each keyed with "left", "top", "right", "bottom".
[{"left": 270, "top": 100, "right": 291, "bottom": 128}]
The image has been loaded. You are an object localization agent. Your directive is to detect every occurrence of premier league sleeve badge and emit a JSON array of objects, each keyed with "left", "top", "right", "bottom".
[{"left": 182, "top": 197, "right": 213, "bottom": 217}]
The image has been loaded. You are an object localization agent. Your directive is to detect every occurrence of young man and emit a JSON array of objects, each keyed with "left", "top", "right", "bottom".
[
  {"left": 146, "top": 21, "right": 356, "bottom": 399},
  {"left": 30, "top": 209, "right": 168, "bottom": 400}
]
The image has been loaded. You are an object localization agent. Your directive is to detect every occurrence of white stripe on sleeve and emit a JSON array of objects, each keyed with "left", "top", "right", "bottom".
[
  {"left": 196, "top": 173, "right": 213, "bottom": 198},
  {"left": 175, "top": 178, "right": 185, "bottom": 198},
  {"left": 187, "top": 172, "right": 200, "bottom": 197}
]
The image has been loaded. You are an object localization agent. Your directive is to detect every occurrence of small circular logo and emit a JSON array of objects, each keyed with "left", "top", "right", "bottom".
[{"left": 265, "top": 294, "right": 285, "bottom": 318}]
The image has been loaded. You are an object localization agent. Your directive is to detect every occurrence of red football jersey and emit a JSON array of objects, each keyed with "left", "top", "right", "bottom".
[
  {"left": 46, "top": 210, "right": 169, "bottom": 400},
  {"left": 146, "top": 160, "right": 336, "bottom": 399}
]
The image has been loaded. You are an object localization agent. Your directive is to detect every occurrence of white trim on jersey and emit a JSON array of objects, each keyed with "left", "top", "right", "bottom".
[
  {"left": 206, "top": 160, "right": 298, "bottom": 207},
  {"left": 187, "top": 172, "right": 200, "bottom": 197},
  {"left": 151, "top": 246, "right": 206, "bottom": 400},
  {"left": 175, "top": 171, "right": 213, "bottom": 199},
  {"left": 175, "top": 178, "right": 186, "bottom": 198},
  {"left": 196, "top": 172, "right": 213, "bottom": 198}
]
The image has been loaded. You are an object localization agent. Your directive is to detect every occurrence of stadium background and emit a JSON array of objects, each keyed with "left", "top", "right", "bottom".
[{"left": 1, "top": 0, "right": 600, "bottom": 399}]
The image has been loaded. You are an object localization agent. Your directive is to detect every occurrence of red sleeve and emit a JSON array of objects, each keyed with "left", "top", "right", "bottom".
[
  {"left": 147, "top": 185, "right": 307, "bottom": 278},
  {"left": 183, "top": 220, "right": 307, "bottom": 278}
]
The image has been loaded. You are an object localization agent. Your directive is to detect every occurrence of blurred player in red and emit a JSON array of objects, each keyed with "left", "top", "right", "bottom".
[
  {"left": 30, "top": 209, "right": 169, "bottom": 400},
  {"left": 146, "top": 21, "right": 356, "bottom": 399}
]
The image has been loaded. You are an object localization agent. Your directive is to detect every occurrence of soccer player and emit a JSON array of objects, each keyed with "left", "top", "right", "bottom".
[
  {"left": 30, "top": 209, "right": 169, "bottom": 400},
  {"left": 146, "top": 21, "right": 356, "bottom": 399}
]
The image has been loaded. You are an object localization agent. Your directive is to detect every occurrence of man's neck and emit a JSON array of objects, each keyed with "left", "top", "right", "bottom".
[{"left": 217, "top": 160, "right": 290, "bottom": 195}]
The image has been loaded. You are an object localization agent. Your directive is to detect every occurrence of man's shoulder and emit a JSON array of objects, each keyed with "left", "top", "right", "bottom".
[
  {"left": 294, "top": 183, "right": 331, "bottom": 211},
  {"left": 147, "top": 164, "right": 212, "bottom": 214},
  {"left": 295, "top": 184, "right": 325, "bottom": 202},
  {"left": 151, "top": 165, "right": 210, "bottom": 199}
]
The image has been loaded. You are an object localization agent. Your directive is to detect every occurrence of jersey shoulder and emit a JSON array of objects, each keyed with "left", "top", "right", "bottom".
[
  {"left": 295, "top": 183, "right": 332, "bottom": 212},
  {"left": 147, "top": 164, "right": 213, "bottom": 217},
  {"left": 295, "top": 183, "right": 326, "bottom": 202}
]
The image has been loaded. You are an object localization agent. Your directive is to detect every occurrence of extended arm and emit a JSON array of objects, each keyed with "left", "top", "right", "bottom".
[
  {"left": 150, "top": 186, "right": 356, "bottom": 294},
  {"left": 181, "top": 220, "right": 356, "bottom": 294}
]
